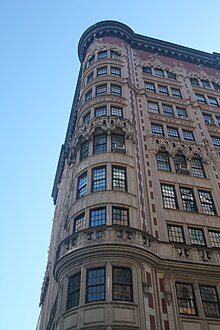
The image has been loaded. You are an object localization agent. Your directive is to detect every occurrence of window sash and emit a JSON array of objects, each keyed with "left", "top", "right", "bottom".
[
  {"left": 171, "top": 88, "right": 182, "bottom": 98},
  {"left": 145, "top": 82, "right": 155, "bottom": 92},
  {"left": 86, "top": 267, "right": 106, "bottom": 302},
  {"left": 158, "top": 85, "right": 168, "bottom": 95},
  {"left": 74, "top": 213, "right": 85, "bottom": 232},
  {"left": 94, "top": 134, "right": 107, "bottom": 153},
  {"left": 111, "top": 85, "right": 121, "bottom": 96},
  {"left": 111, "top": 66, "right": 121, "bottom": 76},
  {"left": 98, "top": 51, "right": 107, "bottom": 59},
  {"left": 97, "top": 66, "right": 107, "bottom": 77},
  {"left": 112, "top": 167, "right": 127, "bottom": 191},
  {"left": 167, "top": 127, "right": 179, "bottom": 138},
  {"left": 111, "top": 134, "right": 125, "bottom": 150},
  {"left": 112, "top": 207, "right": 129, "bottom": 226},
  {"left": 167, "top": 224, "right": 185, "bottom": 243},
  {"left": 151, "top": 124, "right": 164, "bottom": 136},
  {"left": 211, "top": 136, "right": 220, "bottom": 147},
  {"left": 111, "top": 106, "right": 123, "bottom": 117},
  {"left": 113, "top": 267, "right": 133, "bottom": 301},
  {"left": 77, "top": 173, "right": 87, "bottom": 198},
  {"left": 209, "top": 231, "right": 220, "bottom": 248},
  {"left": 191, "top": 158, "right": 205, "bottom": 178},
  {"left": 156, "top": 152, "right": 171, "bottom": 171},
  {"left": 163, "top": 104, "right": 174, "bottom": 116},
  {"left": 180, "top": 187, "right": 197, "bottom": 213},
  {"left": 96, "top": 84, "right": 107, "bottom": 96},
  {"left": 176, "top": 283, "right": 197, "bottom": 315},
  {"left": 92, "top": 167, "right": 106, "bottom": 192},
  {"left": 95, "top": 106, "right": 107, "bottom": 117},
  {"left": 148, "top": 102, "right": 159, "bottom": 113},
  {"left": 90, "top": 208, "right": 106, "bottom": 227},
  {"left": 80, "top": 141, "right": 89, "bottom": 160},
  {"left": 67, "top": 272, "right": 81, "bottom": 309},
  {"left": 161, "top": 184, "right": 178, "bottom": 209},
  {"left": 177, "top": 108, "right": 188, "bottom": 118},
  {"left": 188, "top": 227, "right": 205, "bottom": 245},
  {"left": 198, "top": 190, "right": 216, "bottom": 215},
  {"left": 199, "top": 286, "right": 220, "bottom": 318},
  {"left": 182, "top": 130, "right": 194, "bottom": 141}
]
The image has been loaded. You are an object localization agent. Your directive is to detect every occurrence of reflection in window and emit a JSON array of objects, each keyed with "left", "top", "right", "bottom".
[
  {"left": 112, "top": 207, "right": 129, "bottom": 226},
  {"left": 67, "top": 272, "right": 81, "bottom": 310},
  {"left": 90, "top": 207, "right": 106, "bottom": 227},
  {"left": 113, "top": 267, "right": 133, "bottom": 301},
  {"left": 188, "top": 227, "right": 205, "bottom": 245},
  {"left": 176, "top": 283, "right": 197, "bottom": 315},
  {"left": 161, "top": 184, "right": 178, "bottom": 209},
  {"left": 86, "top": 267, "right": 105, "bottom": 302}
]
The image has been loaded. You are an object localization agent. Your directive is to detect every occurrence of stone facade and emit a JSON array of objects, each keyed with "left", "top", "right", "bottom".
[{"left": 37, "top": 21, "right": 220, "bottom": 330}]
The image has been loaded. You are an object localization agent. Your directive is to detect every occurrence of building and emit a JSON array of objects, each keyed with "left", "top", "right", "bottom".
[{"left": 37, "top": 21, "right": 220, "bottom": 330}]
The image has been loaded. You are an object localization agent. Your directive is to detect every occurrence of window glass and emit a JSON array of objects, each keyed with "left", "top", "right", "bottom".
[
  {"left": 113, "top": 267, "right": 133, "bottom": 301},
  {"left": 191, "top": 158, "right": 205, "bottom": 178},
  {"left": 182, "top": 130, "right": 194, "bottom": 141},
  {"left": 208, "top": 231, "right": 220, "bottom": 248},
  {"left": 94, "top": 134, "right": 107, "bottom": 153},
  {"left": 111, "top": 84, "right": 121, "bottom": 96},
  {"left": 145, "top": 82, "right": 155, "bottom": 92},
  {"left": 196, "top": 94, "right": 206, "bottom": 103},
  {"left": 77, "top": 173, "right": 87, "bottom": 198},
  {"left": 167, "top": 127, "right": 179, "bottom": 139},
  {"left": 154, "top": 68, "right": 164, "bottom": 77},
  {"left": 211, "top": 136, "right": 220, "bottom": 147},
  {"left": 86, "top": 267, "right": 105, "bottom": 302},
  {"left": 198, "top": 190, "right": 216, "bottom": 215},
  {"left": 143, "top": 66, "right": 152, "bottom": 74},
  {"left": 83, "top": 112, "right": 91, "bottom": 123},
  {"left": 151, "top": 124, "right": 164, "bottom": 136},
  {"left": 199, "top": 286, "right": 220, "bottom": 318},
  {"left": 171, "top": 88, "right": 182, "bottom": 98},
  {"left": 163, "top": 104, "right": 174, "bottom": 116},
  {"left": 74, "top": 213, "right": 85, "bottom": 232},
  {"left": 90, "top": 208, "right": 106, "bottom": 227},
  {"left": 177, "top": 108, "right": 188, "bottom": 118},
  {"left": 158, "top": 85, "right": 168, "bottom": 95},
  {"left": 188, "top": 227, "right": 205, "bottom": 245},
  {"left": 98, "top": 51, "right": 107, "bottom": 59},
  {"left": 176, "top": 283, "right": 197, "bottom": 315},
  {"left": 161, "top": 184, "right": 178, "bottom": 209},
  {"left": 92, "top": 167, "right": 106, "bottom": 192},
  {"left": 95, "top": 106, "right": 107, "bottom": 117},
  {"left": 112, "top": 207, "right": 129, "bottom": 226},
  {"left": 148, "top": 102, "right": 159, "bottom": 113},
  {"left": 111, "top": 134, "right": 125, "bottom": 151},
  {"left": 85, "top": 90, "right": 92, "bottom": 102},
  {"left": 112, "top": 167, "right": 127, "bottom": 191},
  {"left": 156, "top": 152, "right": 171, "bottom": 171},
  {"left": 97, "top": 66, "right": 107, "bottom": 77},
  {"left": 67, "top": 273, "right": 81, "bottom": 310},
  {"left": 208, "top": 96, "right": 219, "bottom": 107},
  {"left": 80, "top": 141, "right": 89, "bottom": 160},
  {"left": 87, "top": 71, "right": 94, "bottom": 83},
  {"left": 180, "top": 187, "right": 197, "bottom": 212},
  {"left": 167, "top": 224, "right": 185, "bottom": 243},
  {"left": 96, "top": 84, "right": 107, "bottom": 96},
  {"left": 111, "top": 106, "right": 123, "bottom": 117},
  {"left": 111, "top": 66, "right": 121, "bottom": 76}
]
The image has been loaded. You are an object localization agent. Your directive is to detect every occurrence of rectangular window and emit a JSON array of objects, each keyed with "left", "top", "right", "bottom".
[
  {"left": 174, "top": 154, "right": 188, "bottom": 173},
  {"left": 154, "top": 68, "right": 164, "bottom": 77},
  {"left": 171, "top": 88, "right": 182, "bottom": 98},
  {"left": 216, "top": 116, "right": 220, "bottom": 126},
  {"left": 191, "top": 158, "right": 205, "bottom": 178},
  {"left": 92, "top": 167, "right": 106, "bottom": 192},
  {"left": 158, "top": 85, "right": 169, "bottom": 95},
  {"left": 111, "top": 106, "right": 123, "bottom": 117},
  {"left": 148, "top": 102, "right": 159, "bottom": 113},
  {"left": 167, "top": 127, "right": 179, "bottom": 139},
  {"left": 190, "top": 78, "right": 199, "bottom": 85},
  {"left": 87, "top": 72, "right": 94, "bottom": 83},
  {"left": 112, "top": 166, "right": 127, "bottom": 191},
  {"left": 85, "top": 90, "right": 92, "bottom": 102},
  {"left": 77, "top": 172, "right": 87, "bottom": 198},
  {"left": 67, "top": 272, "right": 81, "bottom": 310},
  {"left": 203, "top": 113, "right": 214, "bottom": 124},
  {"left": 198, "top": 190, "right": 216, "bottom": 215},
  {"left": 86, "top": 267, "right": 105, "bottom": 302},
  {"left": 177, "top": 107, "right": 188, "bottom": 119},
  {"left": 167, "top": 224, "right": 185, "bottom": 243},
  {"left": 111, "top": 84, "right": 121, "bottom": 96},
  {"left": 180, "top": 187, "right": 197, "bottom": 212},
  {"left": 167, "top": 71, "right": 176, "bottom": 80},
  {"left": 83, "top": 112, "right": 91, "bottom": 123},
  {"left": 113, "top": 267, "right": 133, "bottom": 301},
  {"left": 144, "top": 81, "right": 155, "bottom": 92},
  {"left": 90, "top": 207, "right": 106, "bottom": 227},
  {"left": 74, "top": 213, "right": 85, "bottom": 232},
  {"left": 176, "top": 283, "right": 197, "bottom": 315},
  {"left": 208, "top": 230, "right": 220, "bottom": 248},
  {"left": 211, "top": 136, "right": 220, "bottom": 148},
  {"left": 143, "top": 66, "right": 152, "bottom": 74},
  {"left": 95, "top": 106, "right": 107, "bottom": 117},
  {"left": 200, "top": 286, "right": 220, "bottom": 318},
  {"left": 188, "top": 227, "right": 206, "bottom": 245},
  {"left": 161, "top": 184, "right": 178, "bottom": 209},
  {"left": 156, "top": 152, "right": 171, "bottom": 171},
  {"left": 111, "top": 134, "right": 125, "bottom": 151},
  {"left": 163, "top": 104, "right": 174, "bottom": 116},
  {"left": 213, "top": 83, "right": 220, "bottom": 91},
  {"left": 94, "top": 134, "right": 107, "bottom": 153},
  {"left": 80, "top": 141, "right": 89, "bottom": 160},
  {"left": 111, "top": 66, "right": 121, "bottom": 76},
  {"left": 112, "top": 207, "right": 129, "bottom": 226},
  {"left": 201, "top": 80, "right": 211, "bottom": 88},
  {"left": 110, "top": 50, "right": 120, "bottom": 59},
  {"left": 97, "top": 66, "right": 107, "bottom": 77},
  {"left": 96, "top": 84, "right": 107, "bottom": 96},
  {"left": 88, "top": 55, "right": 95, "bottom": 66},
  {"left": 196, "top": 94, "right": 206, "bottom": 104},
  {"left": 151, "top": 123, "right": 164, "bottom": 136},
  {"left": 208, "top": 96, "right": 219, "bottom": 107},
  {"left": 182, "top": 130, "right": 195, "bottom": 141},
  {"left": 98, "top": 50, "right": 107, "bottom": 59}
]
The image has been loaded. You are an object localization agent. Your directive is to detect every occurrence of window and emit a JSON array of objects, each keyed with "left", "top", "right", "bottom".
[
  {"left": 67, "top": 272, "right": 81, "bottom": 310},
  {"left": 148, "top": 102, "right": 159, "bottom": 113},
  {"left": 83, "top": 112, "right": 91, "bottom": 123},
  {"left": 201, "top": 80, "right": 211, "bottom": 88},
  {"left": 203, "top": 113, "right": 214, "bottom": 124},
  {"left": 95, "top": 106, "right": 107, "bottom": 117},
  {"left": 190, "top": 78, "right": 199, "bottom": 85},
  {"left": 177, "top": 107, "right": 188, "bottom": 119},
  {"left": 167, "top": 127, "right": 179, "bottom": 139},
  {"left": 113, "top": 267, "right": 133, "bottom": 301},
  {"left": 191, "top": 158, "right": 205, "bottom": 178},
  {"left": 90, "top": 207, "right": 106, "bottom": 227},
  {"left": 111, "top": 84, "right": 121, "bottom": 96},
  {"left": 154, "top": 68, "right": 164, "bottom": 77},
  {"left": 110, "top": 50, "right": 120, "bottom": 59},
  {"left": 88, "top": 55, "right": 95, "bottom": 66},
  {"left": 143, "top": 66, "right": 152, "bottom": 74},
  {"left": 156, "top": 152, "right": 171, "bottom": 171},
  {"left": 198, "top": 190, "right": 216, "bottom": 215},
  {"left": 158, "top": 85, "right": 168, "bottom": 95},
  {"left": 98, "top": 50, "right": 107, "bottom": 59},
  {"left": 216, "top": 116, "right": 220, "bottom": 126},
  {"left": 213, "top": 82, "right": 220, "bottom": 91},
  {"left": 86, "top": 267, "right": 105, "bottom": 302},
  {"left": 145, "top": 81, "right": 155, "bottom": 92},
  {"left": 111, "top": 106, "right": 123, "bottom": 117},
  {"left": 94, "top": 134, "right": 107, "bottom": 153},
  {"left": 176, "top": 283, "right": 197, "bottom": 315},
  {"left": 80, "top": 141, "right": 89, "bottom": 160},
  {"left": 174, "top": 154, "right": 188, "bottom": 173},
  {"left": 92, "top": 167, "right": 106, "bottom": 192},
  {"left": 97, "top": 66, "right": 107, "bottom": 77},
  {"left": 151, "top": 123, "right": 164, "bottom": 136},
  {"left": 208, "top": 96, "right": 219, "bottom": 107},
  {"left": 171, "top": 88, "right": 182, "bottom": 98},
  {"left": 161, "top": 184, "right": 178, "bottom": 209},
  {"left": 85, "top": 89, "right": 92, "bottom": 102},
  {"left": 87, "top": 72, "right": 94, "bottom": 83},
  {"left": 208, "top": 230, "right": 220, "bottom": 248},
  {"left": 112, "top": 167, "right": 127, "bottom": 191},
  {"left": 196, "top": 94, "right": 206, "bottom": 104},
  {"left": 180, "top": 187, "right": 197, "bottom": 212},
  {"left": 200, "top": 286, "right": 220, "bottom": 318},
  {"left": 112, "top": 207, "right": 129, "bottom": 226},
  {"left": 188, "top": 227, "right": 205, "bottom": 245},
  {"left": 182, "top": 130, "right": 194, "bottom": 141},
  {"left": 77, "top": 172, "right": 87, "bottom": 198},
  {"left": 96, "top": 84, "right": 107, "bottom": 96},
  {"left": 111, "top": 134, "right": 125, "bottom": 151},
  {"left": 111, "top": 66, "right": 121, "bottom": 76},
  {"left": 211, "top": 136, "right": 220, "bottom": 148},
  {"left": 167, "top": 224, "right": 185, "bottom": 243},
  {"left": 163, "top": 104, "right": 174, "bottom": 116},
  {"left": 74, "top": 213, "right": 85, "bottom": 232},
  {"left": 167, "top": 71, "right": 176, "bottom": 80}
]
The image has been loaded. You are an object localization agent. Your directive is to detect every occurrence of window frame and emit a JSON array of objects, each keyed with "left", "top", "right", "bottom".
[
  {"left": 66, "top": 272, "right": 81, "bottom": 310},
  {"left": 93, "top": 134, "right": 107, "bottom": 154},
  {"left": 112, "top": 166, "right": 127, "bottom": 191},
  {"left": 73, "top": 213, "right": 85, "bottom": 232},
  {"left": 112, "top": 206, "right": 129, "bottom": 226},
  {"left": 198, "top": 190, "right": 216, "bottom": 215},
  {"left": 167, "top": 224, "right": 185, "bottom": 243},
  {"left": 92, "top": 166, "right": 106, "bottom": 192},
  {"left": 156, "top": 152, "right": 171, "bottom": 171},
  {"left": 77, "top": 172, "right": 87, "bottom": 199},
  {"left": 86, "top": 267, "right": 106, "bottom": 303},
  {"left": 112, "top": 267, "right": 133, "bottom": 302},
  {"left": 161, "top": 184, "right": 178, "bottom": 209},
  {"left": 90, "top": 207, "right": 106, "bottom": 227},
  {"left": 180, "top": 187, "right": 198, "bottom": 213},
  {"left": 176, "top": 282, "right": 198, "bottom": 316}
]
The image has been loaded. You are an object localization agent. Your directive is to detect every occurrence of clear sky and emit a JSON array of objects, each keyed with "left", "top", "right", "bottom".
[{"left": 1, "top": 1, "right": 220, "bottom": 329}]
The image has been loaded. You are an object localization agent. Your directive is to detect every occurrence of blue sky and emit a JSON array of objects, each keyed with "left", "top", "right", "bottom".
[{"left": 1, "top": 1, "right": 220, "bottom": 329}]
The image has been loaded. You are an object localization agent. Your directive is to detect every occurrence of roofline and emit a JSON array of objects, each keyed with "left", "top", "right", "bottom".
[{"left": 78, "top": 20, "right": 220, "bottom": 68}]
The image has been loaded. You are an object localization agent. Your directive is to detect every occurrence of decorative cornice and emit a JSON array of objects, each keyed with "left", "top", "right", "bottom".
[{"left": 78, "top": 20, "right": 220, "bottom": 69}]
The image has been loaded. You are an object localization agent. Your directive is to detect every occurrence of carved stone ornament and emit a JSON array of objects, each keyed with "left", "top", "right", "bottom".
[
  {"left": 86, "top": 39, "right": 126, "bottom": 61},
  {"left": 143, "top": 282, "right": 151, "bottom": 296},
  {"left": 175, "top": 247, "right": 191, "bottom": 258},
  {"left": 164, "top": 291, "right": 172, "bottom": 305},
  {"left": 198, "top": 249, "right": 212, "bottom": 262},
  {"left": 173, "top": 62, "right": 187, "bottom": 77}
]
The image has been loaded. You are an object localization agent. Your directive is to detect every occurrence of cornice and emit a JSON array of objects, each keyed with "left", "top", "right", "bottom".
[{"left": 78, "top": 20, "right": 220, "bottom": 69}]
